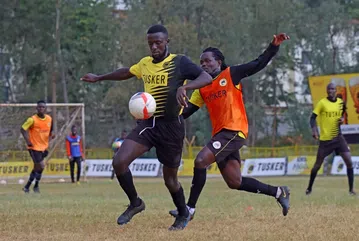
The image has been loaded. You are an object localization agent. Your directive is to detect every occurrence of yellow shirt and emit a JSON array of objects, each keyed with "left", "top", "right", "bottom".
[
  {"left": 129, "top": 54, "right": 202, "bottom": 118},
  {"left": 313, "top": 97, "right": 345, "bottom": 141}
]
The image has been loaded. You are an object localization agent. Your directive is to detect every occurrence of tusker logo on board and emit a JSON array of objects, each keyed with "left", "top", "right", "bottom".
[
  {"left": 0, "top": 162, "right": 31, "bottom": 177},
  {"left": 85, "top": 159, "right": 161, "bottom": 177},
  {"left": 242, "top": 158, "right": 286, "bottom": 176},
  {"left": 331, "top": 156, "right": 359, "bottom": 175}
]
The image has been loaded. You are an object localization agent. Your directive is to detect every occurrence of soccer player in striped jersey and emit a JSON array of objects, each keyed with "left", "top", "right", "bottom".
[{"left": 81, "top": 24, "right": 212, "bottom": 230}]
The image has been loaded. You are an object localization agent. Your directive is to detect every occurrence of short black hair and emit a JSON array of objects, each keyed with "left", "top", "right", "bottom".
[
  {"left": 202, "top": 47, "right": 228, "bottom": 71},
  {"left": 147, "top": 24, "right": 168, "bottom": 36},
  {"left": 37, "top": 100, "right": 46, "bottom": 105},
  {"left": 71, "top": 125, "right": 77, "bottom": 129}
]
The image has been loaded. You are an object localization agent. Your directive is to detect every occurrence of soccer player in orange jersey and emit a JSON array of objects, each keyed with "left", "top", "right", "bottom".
[
  {"left": 21, "top": 100, "right": 55, "bottom": 193},
  {"left": 170, "top": 34, "right": 291, "bottom": 221}
]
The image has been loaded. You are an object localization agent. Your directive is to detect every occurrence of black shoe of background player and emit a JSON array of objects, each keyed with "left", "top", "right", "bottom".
[
  {"left": 305, "top": 189, "right": 312, "bottom": 195},
  {"left": 349, "top": 190, "right": 356, "bottom": 196},
  {"left": 117, "top": 198, "right": 145, "bottom": 225},
  {"left": 33, "top": 187, "right": 40, "bottom": 193},
  {"left": 22, "top": 187, "right": 30, "bottom": 194},
  {"left": 276, "top": 186, "right": 290, "bottom": 216}
]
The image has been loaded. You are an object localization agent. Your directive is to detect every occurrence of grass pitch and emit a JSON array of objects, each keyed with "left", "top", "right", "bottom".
[{"left": 0, "top": 176, "right": 358, "bottom": 241}]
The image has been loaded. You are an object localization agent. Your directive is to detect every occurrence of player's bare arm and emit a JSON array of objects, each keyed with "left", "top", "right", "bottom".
[
  {"left": 177, "top": 71, "right": 212, "bottom": 107},
  {"left": 80, "top": 68, "right": 135, "bottom": 83},
  {"left": 20, "top": 128, "right": 33, "bottom": 147}
]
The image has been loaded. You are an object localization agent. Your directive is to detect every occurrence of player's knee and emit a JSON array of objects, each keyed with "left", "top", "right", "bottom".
[
  {"left": 194, "top": 156, "right": 207, "bottom": 169},
  {"left": 226, "top": 177, "right": 242, "bottom": 189},
  {"left": 112, "top": 155, "right": 128, "bottom": 174},
  {"left": 346, "top": 161, "right": 353, "bottom": 169},
  {"left": 164, "top": 177, "right": 179, "bottom": 193}
]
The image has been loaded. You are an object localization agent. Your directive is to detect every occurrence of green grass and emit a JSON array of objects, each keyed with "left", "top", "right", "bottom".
[{"left": 0, "top": 176, "right": 358, "bottom": 241}]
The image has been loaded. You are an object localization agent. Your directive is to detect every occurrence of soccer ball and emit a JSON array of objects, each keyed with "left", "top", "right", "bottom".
[
  {"left": 129, "top": 92, "right": 156, "bottom": 119},
  {"left": 112, "top": 141, "right": 123, "bottom": 151}
]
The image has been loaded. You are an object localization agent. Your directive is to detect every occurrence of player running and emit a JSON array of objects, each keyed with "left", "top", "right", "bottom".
[{"left": 171, "top": 33, "right": 291, "bottom": 220}]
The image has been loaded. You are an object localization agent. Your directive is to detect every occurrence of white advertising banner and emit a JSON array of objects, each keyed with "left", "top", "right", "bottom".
[
  {"left": 331, "top": 156, "right": 359, "bottom": 175},
  {"left": 85, "top": 158, "right": 161, "bottom": 177},
  {"left": 242, "top": 158, "right": 286, "bottom": 177}
]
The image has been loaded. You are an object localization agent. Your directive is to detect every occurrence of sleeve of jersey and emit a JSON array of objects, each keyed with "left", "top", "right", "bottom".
[
  {"left": 129, "top": 60, "right": 142, "bottom": 79},
  {"left": 189, "top": 89, "right": 205, "bottom": 108},
  {"left": 312, "top": 100, "right": 322, "bottom": 115},
  {"left": 21, "top": 117, "right": 34, "bottom": 131},
  {"left": 66, "top": 139, "right": 71, "bottom": 157}
]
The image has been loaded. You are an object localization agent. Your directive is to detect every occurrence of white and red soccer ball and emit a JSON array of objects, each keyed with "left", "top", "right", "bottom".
[{"left": 128, "top": 92, "right": 156, "bottom": 119}]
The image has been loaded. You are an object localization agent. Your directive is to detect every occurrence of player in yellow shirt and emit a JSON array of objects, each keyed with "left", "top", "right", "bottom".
[
  {"left": 307, "top": 83, "right": 356, "bottom": 195},
  {"left": 21, "top": 100, "right": 55, "bottom": 193},
  {"left": 81, "top": 24, "right": 212, "bottom": 230}
]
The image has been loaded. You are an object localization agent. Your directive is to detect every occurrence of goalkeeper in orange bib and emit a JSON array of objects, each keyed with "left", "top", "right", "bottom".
[{"left": 171, "top": 33, "right": 291, "bottom": 220}]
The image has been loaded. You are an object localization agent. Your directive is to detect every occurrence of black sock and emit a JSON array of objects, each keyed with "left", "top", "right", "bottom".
[
  {"left": 307, "top": 169, "right": 318, "bottom": 191},
  {"left": 34, "top": 170, "right": 43, "bottom": 188},
  {"left": 238, "top": 177, "right": 277, "bottom": 197},
  {"left": 25, "top": 170, "right": 36, "bottom": 188},
  {"left": 347, "top": 167, "right": 354, "bottom": 192},
  {"left": 187, "top": 168, "right": 207, "bottom": 209},
  {"left": 76, "top": 160, "right": 81, "bottom": 182},
  {"left": 170, "top": 185, "right": 188, "bottom": 217},
  {"left": 70, "top": 160, "right": 75, "bottom": 182},
  {"left": 117, "top": 170, "right": 141, "bottom": 207}
]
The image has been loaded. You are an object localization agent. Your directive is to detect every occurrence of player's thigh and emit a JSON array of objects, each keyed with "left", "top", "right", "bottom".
[
  {"left": 336, "top": 135, "right": 352, "bottom": 167},
  {"left": 206, "top": 129, "right": 245, "bottom": 169},
  {"left": 74, "top": 157, "right": 82, "bottom": 168},
  {"left": 155, "top": 117, "right": 185, "bottom": 169},
  {"left": 29, "top": 150, "right": 45, "bottom": 170},
  {"left": 113, "top": 139, "right": 150, "bottom": 167},
  {"left": 315, "top": 142, "right": 333, "bottom": 166}
]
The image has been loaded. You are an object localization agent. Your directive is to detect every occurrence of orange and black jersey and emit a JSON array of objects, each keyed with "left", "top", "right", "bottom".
[
  {"left": 130, "top": 54, "right": 203, "bottom": 118},
  {"left": 185, "top": 43, "right": 279, "bottom": 136}
]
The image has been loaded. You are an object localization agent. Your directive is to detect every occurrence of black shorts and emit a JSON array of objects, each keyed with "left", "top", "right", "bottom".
[
  {"left": 28, "top": 149, "right": 48, "bottom": 163},
  {"left": 127, "top": 116, "right": 185, "bottom": 168},
  {"left": 317, "top": 135, "right": 349, "bottom": 159},
  {"left": 206, "top": 129, "right": 246, "bottom": 169}
]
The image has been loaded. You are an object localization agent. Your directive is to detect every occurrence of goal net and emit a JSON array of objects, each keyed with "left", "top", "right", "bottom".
[{"left": 0, "top": 103, "right": 85, "bottom": 184}]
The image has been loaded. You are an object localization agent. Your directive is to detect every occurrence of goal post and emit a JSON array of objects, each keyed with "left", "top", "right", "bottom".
[{"left": 0, "top": 103, "right": 86, "bottom": 184}]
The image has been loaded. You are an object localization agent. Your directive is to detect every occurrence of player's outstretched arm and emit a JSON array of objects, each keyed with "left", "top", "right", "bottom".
[
  {"left": 182, "top": 103, "right": 200, "bottom": 119},
  {"left": 310, "top": 113, "right": 319, "bottom": 140},
  {"left": 80, "top": 68, "right": 135, "bottom": 83},
  {"left": 230, "top": 33, "right": 290, "bottom": 85},
  {"left": 177, "top": 71, "right": 212, "bottom": 107}
]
